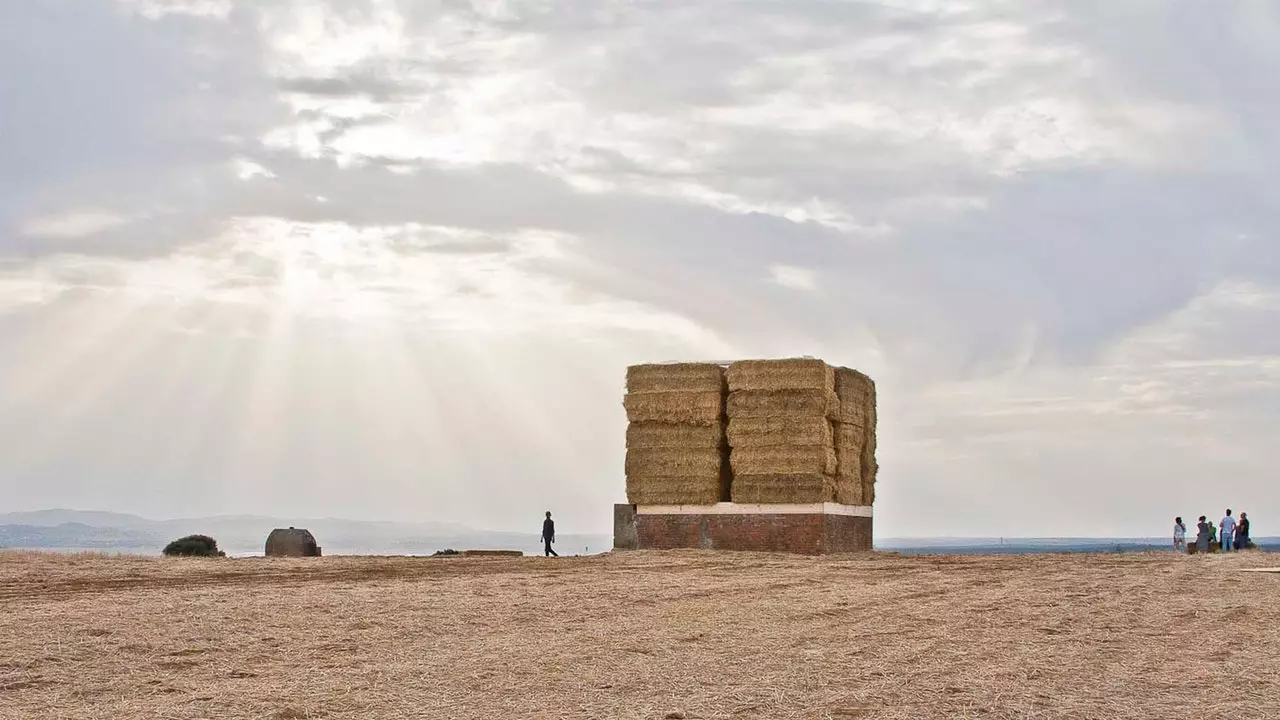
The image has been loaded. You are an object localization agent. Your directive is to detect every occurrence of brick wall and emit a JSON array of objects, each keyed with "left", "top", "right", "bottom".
[{"left": 634, "top": 512, "right": 871, "bottom": 554}]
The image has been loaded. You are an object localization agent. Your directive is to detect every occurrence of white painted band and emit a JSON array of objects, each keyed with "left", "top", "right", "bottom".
[{"left": 636, "top": 502, "right": 872, "bottom": 517}]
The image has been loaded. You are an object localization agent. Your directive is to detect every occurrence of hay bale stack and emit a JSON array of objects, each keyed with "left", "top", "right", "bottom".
[
  {"left": 726, "top": 359, "right": 838, "bottom": 504},
  {"left": 624, "top": 363, "right": 730, "bottom": 505},
  {"left": 833, "top": 368, "right": 877, "bottom": 505},
  {"left": 264, "top": 527, "right": 322, "bottom": 557}
]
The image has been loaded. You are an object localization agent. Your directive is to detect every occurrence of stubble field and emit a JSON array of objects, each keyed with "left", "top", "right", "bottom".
[{"left": 1, "top": 549, "right": 1278, "bottom": 719}]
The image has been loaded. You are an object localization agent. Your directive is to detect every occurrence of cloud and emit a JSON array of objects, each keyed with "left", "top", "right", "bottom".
[
  {"left": 770, "top": 265, "right": 819, "bottom": 292},
  {"left": 0, "top": 0, "right": 1277, "bottom": 536},
  {"left": 21, "top": 211, "right": 138, "bottom": 240}
]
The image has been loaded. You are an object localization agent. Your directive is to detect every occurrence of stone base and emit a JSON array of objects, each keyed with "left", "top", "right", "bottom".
[
  {"left": 627, "top": 503, "right": 872, "bottom": 555},
  {"left": 613, "top": 503, "right": 638, "bottom": 550}
]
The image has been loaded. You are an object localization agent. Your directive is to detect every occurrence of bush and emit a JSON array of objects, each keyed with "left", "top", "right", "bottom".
[
  {"left": 163, "top": 534, "right": 226, "bottom": 557},
  {"left": 432, "top": 548, "right": 459, "bottom": 556}
]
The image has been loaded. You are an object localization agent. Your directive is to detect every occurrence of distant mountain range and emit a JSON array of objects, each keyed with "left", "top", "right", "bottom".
[{"left": 0, "top": 509, "right": 610, "bottom": 556}]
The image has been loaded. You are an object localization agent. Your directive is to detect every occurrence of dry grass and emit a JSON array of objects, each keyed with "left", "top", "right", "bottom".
[{"left": 2, "top": 550, "right": 1279, "bottom": 719}]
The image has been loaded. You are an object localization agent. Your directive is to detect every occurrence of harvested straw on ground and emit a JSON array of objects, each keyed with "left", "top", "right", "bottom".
[
  {"left": 726, "top": 389, "right": 839, "bottom": 420},
  {"left": 627, "top": 423, "right": 724, "bottom": 449},
  {"left": 627, "top": 363, "right": 727, "bottom": 394},
  {"left": 624, "top": 391, "right": 724, "bottom": 426},
  {"left": 626, "top": 475, "right": 726, "bottom": 506},
  {"left": 726, "top": 358, "right": 835, "bottom": 393},
  {"left": 730, "top": 446, "right": 837, "bottom": 476},
  {"left": 731, "top": 473, "right": 836, "bottom": 504},
  {"left": 726, "top": 417, "right": 833, "bottom": 448}
]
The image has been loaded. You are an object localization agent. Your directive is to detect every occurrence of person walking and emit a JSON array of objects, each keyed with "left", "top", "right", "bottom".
[
  {"left": 1220, "top": 509, "right": 1237, "bottom": 553},
  {"left": 1236, "top": 512, "right": 1251, "bottom": 550},
  {"left": 541, "top": 511, "right": 558, "bottom": 557},
  {"left": 1173, "top": 517, "right": 1187, "bottom": 553},
  {"left": 1195, "top": 516, "right": 1211, "bottom": 554}
]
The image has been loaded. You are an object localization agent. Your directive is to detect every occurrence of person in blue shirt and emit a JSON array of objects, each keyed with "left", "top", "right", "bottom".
[{"left": 1220, "top": 509, "right": 1237, "bottom": 552}]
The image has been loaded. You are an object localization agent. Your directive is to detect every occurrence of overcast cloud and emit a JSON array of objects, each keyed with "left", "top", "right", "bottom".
[{"left": 1, "top": 0, "right": 1277, "bottom": 537}]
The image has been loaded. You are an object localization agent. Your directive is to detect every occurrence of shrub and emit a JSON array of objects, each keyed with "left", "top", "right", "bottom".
[
  {"left": 163, "top": 534, "right": 226, "bottom": 557},
  {"left": 432, "top": 548, "right": 459, "bottom": 556}
]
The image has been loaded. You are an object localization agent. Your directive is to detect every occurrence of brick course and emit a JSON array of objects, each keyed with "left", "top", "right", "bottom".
[{"left": 634, "top": 510, "right": 871, "bottom": 554}]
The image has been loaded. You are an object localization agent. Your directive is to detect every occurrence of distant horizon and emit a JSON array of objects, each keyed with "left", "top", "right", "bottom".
[{"left": 3, "top": 507, "right": 1267, "bottom": 543}]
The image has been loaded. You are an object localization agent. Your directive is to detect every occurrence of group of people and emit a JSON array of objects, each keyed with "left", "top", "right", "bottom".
[{"left": 1173, "top": 509, "right": 1251, "bottom": 553}]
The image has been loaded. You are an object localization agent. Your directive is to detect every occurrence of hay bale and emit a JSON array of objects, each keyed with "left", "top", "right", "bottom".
[
  {"left": 726, "top": 389, "right": 839, "bottom": 420},
  {"left": 265, "top": 527, "right": 322, "bottom": 557},
  {"left": 623, "top": 391, "right": 723, "bottom": 426},
  {"left": 626, "top": 475, "right": 726, "bottom": 506},
  {"left": 833, "top": 422, "right": 863, "bottom": 451},
  {"left": 726, "top": 417, "right": 833, "bottom": 448},
  {"left": 730, "top": 446, "right": 837, "bottom": 476},
  {"left": 730, "top": 473, "right": 835, "bottom": 504},
  {"left": 836, "top": 445, "right": 862, "bottom": 477},
  {"left": 626, "top": 422, "right": 724, "bottom": 449},
  {"left": 835, "top": 475, "right": 866, "bottom": 505},
  {"left": 833, "top": 367, "right": 875, "bottom": 426},
  {"left": 626, "top": 448, "right": 724, "bottom": 478},
  {"left": 626, "top": 363, "right": 727, "bottom": 394},
  {"left": 833, "top": 367, "right": 877, "bottom": 490},
  {"left": 726, "top": 359, "right": 835, "bottom": 393}
]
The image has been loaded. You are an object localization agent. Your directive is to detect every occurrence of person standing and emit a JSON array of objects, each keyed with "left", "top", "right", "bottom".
[
  {"left": 541, "top": 511, "right": 558, "bottom": 557},
  {"left": 1195, "top": 516, "right": 1211, "bottom": 554},
  {"left": 1221, "top": 509, "right": 1237, "bottom": 552},
  {"left": 1173, "top": 517, "right": 1187, "bottom": 553},
  {"left": 1236, "top": 512, "right": 1251, "bottom": 550}
]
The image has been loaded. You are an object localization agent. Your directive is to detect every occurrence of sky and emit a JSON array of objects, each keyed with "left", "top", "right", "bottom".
[{"left": 1, "top": 0, "right": 1278, "bottom": 538}]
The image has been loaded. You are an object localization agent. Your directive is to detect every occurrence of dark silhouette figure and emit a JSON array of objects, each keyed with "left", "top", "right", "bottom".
[{"left": 542, "top": 511, "right": 558, "bottom": 557}]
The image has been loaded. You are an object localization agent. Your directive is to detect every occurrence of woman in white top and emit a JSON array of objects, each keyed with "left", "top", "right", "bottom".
[{"left": 1173, "top": 516, "right": 1187, "bottom": 553}]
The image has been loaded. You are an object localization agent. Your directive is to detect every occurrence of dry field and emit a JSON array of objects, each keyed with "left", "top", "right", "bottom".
[{"left": 2, "top": 550, "right": 1278, "bottom": 719}]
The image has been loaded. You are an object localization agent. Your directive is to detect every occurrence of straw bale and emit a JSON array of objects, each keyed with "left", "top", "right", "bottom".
[
  {"left": 726, "top": 389, "right": 839, "bottom": 420},
  {"left": 832, "top": 422, "right": 863, "bottom": 451},
  {"left": 726, "top": 359, "right": 835, "bottom": 393},
  {"left": 623, "top": 391, "right": 723, "bottom": 426},
  {"left": 836, "top": 446, "right": 862, "bottom": 477},
  {"left": 626, "top": 363, "right": 727, "bottom": 394},
  {"left": 626, "top": 448, "right": 723, "bottom": 478},
  {"left": 626, "top": 422, "right": 725, "bottom": 449},
  {"left": 833, "top": 367, "right": 875, "bottom": 403},
  {"left": 730, "top": 446, "right": 837, "bottom": 476},
  {"left": 730, "top": 473, "right": 836, "bottom": 504},
  {"left": 860, "top": 427, "right": 877, "bottom": 488},
  {"left": 726, "top": 417, "right": 833, "bottom": 448},
  {"left": 833, "top": 367, "right": 875, "bottom": 426},
  {"left": 835, "top": 475, "right": 866, "bottom": 506},
  {"left": 626, "top": 475, "right": 725, "bottom": 506}
]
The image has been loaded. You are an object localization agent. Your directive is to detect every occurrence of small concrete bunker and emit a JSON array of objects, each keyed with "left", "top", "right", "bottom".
[{"left": 265, "top": 527, "right": 322, "bottom": 557}]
